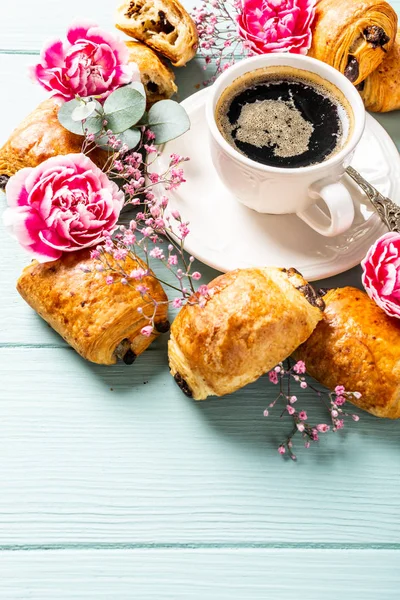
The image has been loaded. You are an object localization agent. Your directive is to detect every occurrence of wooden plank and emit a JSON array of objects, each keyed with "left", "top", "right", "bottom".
[
  {"left": 1, "top": 549, "right": 400, "bottom": 599},
  {"left": 0, "top": 0, "right": 199, "bottom": 52},
  {"left": 0, "top": 347, "right": 399, "bottom": 545}
]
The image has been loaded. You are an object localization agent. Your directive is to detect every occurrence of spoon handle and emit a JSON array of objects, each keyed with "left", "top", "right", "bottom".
[{"left": 346, "top": 166, "right": 400, "bottom": 233}]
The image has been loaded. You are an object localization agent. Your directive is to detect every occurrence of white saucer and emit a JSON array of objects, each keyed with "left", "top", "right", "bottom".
[{"left": 154, "top": 88, "right": 400, "bottom": 281}]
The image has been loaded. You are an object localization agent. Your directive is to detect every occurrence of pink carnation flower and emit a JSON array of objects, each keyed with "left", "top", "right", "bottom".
[
  {"left": 30, "top": 21, "right": 139, "bottom": 102},
  {"left": 361, "top": 232, "right": 400, "bottom": 319},
  {"left": 237, "top": 0, "right": 317, "bottom": 55},
  {"left": 3, "top": 154, "right": 124, "bottom": 262}
]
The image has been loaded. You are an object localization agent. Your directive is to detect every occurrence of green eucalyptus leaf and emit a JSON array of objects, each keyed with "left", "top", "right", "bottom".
[
  {"left": 103, "top": 86, "right": 146, "bottom": 133},
  {"left": 71, "top": 100, "right": 97, "bottom": 121},
  {"left": 58, "top": 100, "right": 87, "bottom": 135},
  {"left": 118, "top": 127, "right": 142, "bottom": 150},
  {"left": 147, "top": 100, "right": 190, "bottom": 145},
  {"left": 129, "top": 81, "right": 146, "bottom": 97},
  {"left": 58, "top": 99, "right": 103, "bottom": 136},
  {"left": 84, "top": 114, "right": 104, "bottom": 135}
]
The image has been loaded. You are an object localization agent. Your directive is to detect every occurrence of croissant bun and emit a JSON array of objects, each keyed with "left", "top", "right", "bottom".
[
  {"left": 360, "top": 28, "right": 400, "bottom": 111},
  {"left": 294, "top": 287, "right": 400, "bottom": 419},
  {"left": 169, "top": 267, "right": 324, "bottom": 400},
  {"left": 17, "top": 250, "right": 169, "bottom": 365},
  {"left": 116, "top": 0, "right": 198, "bottom": 67},
  {"left": 0, "top": 99, "right": 106, "bottom": 181},
  {"left": 308, "top": 0, "right": 398, "bottom": 86},
  {"left": 126, "top": 41, "right": 177, "bottom": 106}
]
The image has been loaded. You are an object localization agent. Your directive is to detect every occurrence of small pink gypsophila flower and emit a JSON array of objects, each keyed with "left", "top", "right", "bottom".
[
  {"left": 237, "top": 0, "right": 317, "bottom": 55},
  {"left": 361, "top": 232, "right": 400, "bottom": 319},
  {"left": 30, "top": 21, "right": 139, "bottom": 102},
  {"left": 3, "top": 153, "right": 124, "bottom": 262}
]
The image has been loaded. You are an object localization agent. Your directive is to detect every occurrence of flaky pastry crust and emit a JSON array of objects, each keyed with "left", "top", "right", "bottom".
[
  {"left": 308, "top": 0, "right": 398, "bottom": 86},
  {"left": 294, "top": 287, "right": 400, "bottom": 419},
  {"left": 360, "top": 28, "right": 400, "bottom": 111},
  {"left": 116, "top": 0, "right": 198, "bottom": 67},
  {"left": 17, "top": 250, "right": 169, "bottom": 365},
  {"left": 168, "top": 267, "right": 324, "bottom": 400},
  {"left": 126, "top": 40, "right": 177, "bottom": 105},
  {"left": 0, "top": 99, "right": 106, "bottom": 179}
]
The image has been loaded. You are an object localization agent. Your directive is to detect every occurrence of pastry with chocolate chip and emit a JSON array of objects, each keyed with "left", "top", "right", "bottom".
[
  {"left": 116, "top": 0, "right": 198, "bottom": 67},
  {"left": 17, "top": 250, "right": 169, "bottom": 365},
  {"left": 168, "top": 267, "right": 324, "bottom": 400},
  {"left": 308, "top": 0, "right": 397, "bottom": 87}
]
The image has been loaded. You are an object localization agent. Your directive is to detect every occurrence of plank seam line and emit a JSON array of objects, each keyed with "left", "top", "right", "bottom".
[{"left": 1, "top": 543, "right": 400, "bottom": 552}]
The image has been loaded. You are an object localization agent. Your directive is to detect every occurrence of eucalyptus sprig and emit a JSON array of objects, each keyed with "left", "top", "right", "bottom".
[{"left": 58, "top": 83, "right": 190, "bottom": 151}]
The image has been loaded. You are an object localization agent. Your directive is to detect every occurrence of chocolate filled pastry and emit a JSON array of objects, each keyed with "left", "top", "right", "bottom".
[
  {"left": 116, "top": 0, "right": 198, "bottom": 67},
  {"left": 294, "top": 287, "right": 400, "bottom": 419},
  {"left": 168, "top": 267, "right": 324, "bottom": 400},
  {"left": 308, "top": 0, "right": 398, "bottom": 86},
  {"left": 17, "top": 250, "right": 169, "bottom": 365},
  {"left": 360, "top": 28, "right": 400, "bottom": 111},
  {"left": 0, "top": 99, "right": 106, "bottom": 180},
  {"left": 126, "top": 41, "right": 177, "bottom": 105}
]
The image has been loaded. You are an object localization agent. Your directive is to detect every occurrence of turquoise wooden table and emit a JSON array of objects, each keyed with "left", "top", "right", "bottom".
[{"left": 1, "top": 2, "right": 400, "bottom": 597}]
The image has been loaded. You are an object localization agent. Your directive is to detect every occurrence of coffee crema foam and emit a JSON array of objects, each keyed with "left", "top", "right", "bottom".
[{"left": 216, "top": 66, "right": 354, "bottom": 169}]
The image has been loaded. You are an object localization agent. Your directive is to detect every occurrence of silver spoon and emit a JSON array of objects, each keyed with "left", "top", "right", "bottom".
[{"left": 346, "top": 165, "right": 400, "bottom": 233}]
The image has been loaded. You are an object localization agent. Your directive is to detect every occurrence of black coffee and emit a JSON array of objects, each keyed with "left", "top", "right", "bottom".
[{"left": 216, "top": 66, "right": 353, "bottom": 169}]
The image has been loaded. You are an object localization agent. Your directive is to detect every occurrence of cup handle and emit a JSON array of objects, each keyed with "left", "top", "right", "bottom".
[{"left": 296, "top": 180, "right": 355, "bottom": 237}]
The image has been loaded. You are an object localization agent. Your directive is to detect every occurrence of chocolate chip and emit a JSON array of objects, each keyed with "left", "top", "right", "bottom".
[
  {"left": 155, "top": 320, "right": 170, "bottom": 333},
  {"left": 123, "top": 349, "right": 137, "bottom": 365},
  {"left": 174, "top": 373, "right": 193, "bottom": 398},
  {"left": 344, "top": 56, "right": 360, "bottom": 83},
  {"left": 297, "top": 285, "right": 326, "bottom": 311},
  {"left": 0, "top": 175, "right": 10, "bottom": 189},
  {"left": 364, "top": 25, "right": 390, "bottom": 48}
]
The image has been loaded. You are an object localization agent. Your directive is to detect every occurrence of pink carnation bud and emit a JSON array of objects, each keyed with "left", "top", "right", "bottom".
[
  {"left": 297, "top": 423, "right": 305, "bottom": 432},
  {"left": 140, "top": 325, "right": 153, "bottom": 338},
  {"left": 278, "top": 445, "right": 286, "bottom": 455},
  {"left": 172, "top": 298, "right": 183, "bottom": 309},
  {"left": 335, "top": 385, "right": 346, "bottom": 395},
  {"left": 171, "top": 209, "right": 181, "bottom": 220},
  {"left": 192, "top": 271, "right": 201, "bottom": 281},
  {"left": 352, "top": 414, "right": 360, "bottom": 422},
  {"left": 263, "top": 409, "right": 269, "bottom": 417},
  {"left": 286, "top": 405, "right": 295, "bottom": 415},
  {"left": 316, "top": 423, "right": 330, "bottom": 433},
  {"left": 353, "top": 391, "right": 362, "bottom": 399},
  {"left": 289, "top": 395, "right": 297, "bottom": 404},
  {"left": 293, "top": 360, "right": 306, "bottom": 374},
  {"left": 300, "top": 381, "right": 308, "bottom": 389}
]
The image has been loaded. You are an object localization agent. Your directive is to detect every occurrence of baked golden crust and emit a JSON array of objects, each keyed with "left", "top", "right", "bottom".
[
  {"left": 116, "top": 0, "right": 198, "bottom": 67},
  {"left": 168, "top": 267, "right": 324, "bottom": 400},
  {"left": 17, "top": 250, "right": 169, "bottom": 365},
  {"left": 0, "top": 99, "right": 106, "bottom": 179},
  {"left": 308, "top": 0, "right": 398, "bottom": 86},
  {"left": 294, "top": 287, "right": 400, "bottom": 419},
  {"left": 360, "top": 28, "right": 400, "bottom": 111},
  {"left": 126, "top": 40, "right": 177, "bottom": 105}
]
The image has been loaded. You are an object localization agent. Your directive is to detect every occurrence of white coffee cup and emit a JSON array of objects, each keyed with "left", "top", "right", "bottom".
[{"left": 205, "top": 54, "right": 366, "bottom": 237}]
